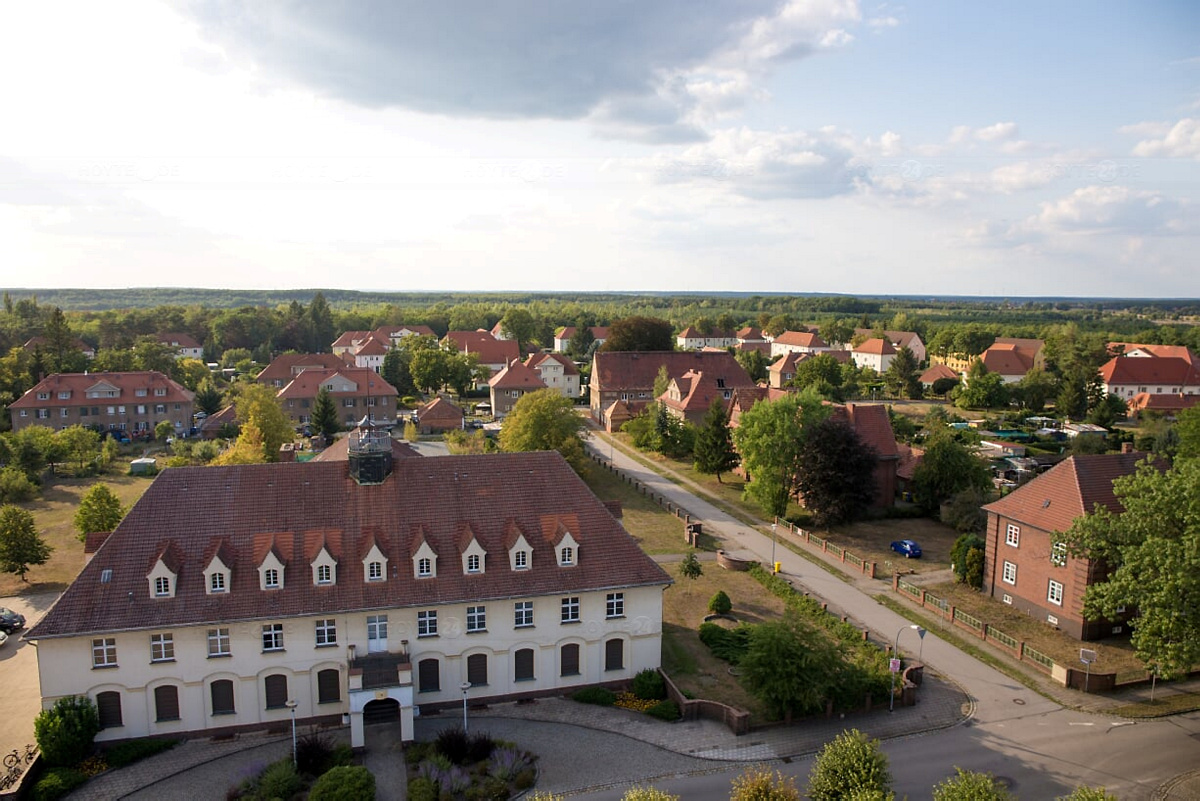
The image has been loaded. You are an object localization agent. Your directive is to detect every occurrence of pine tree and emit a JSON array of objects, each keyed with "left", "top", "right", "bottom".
[
  {"left": 693, "top": 398, "right": 739, "bottom": 482},
  {"left": 311, "top": 387, "right": 341, "bottom": 440}
]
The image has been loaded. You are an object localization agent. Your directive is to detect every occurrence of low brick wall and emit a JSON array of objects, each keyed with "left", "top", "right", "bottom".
[
  {"left": 716, "top": 550, "right": 756, "bottom": 571},
  {"left": 660, "top": 669, "right": 750, "bottom": 735}
]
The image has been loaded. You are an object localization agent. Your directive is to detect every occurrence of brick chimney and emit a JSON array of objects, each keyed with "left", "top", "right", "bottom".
[{"left": 1121, "top": 442, "right": 1135, "bottom": 454}]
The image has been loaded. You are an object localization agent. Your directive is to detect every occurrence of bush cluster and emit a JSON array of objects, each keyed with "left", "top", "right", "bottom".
[
  {"left": 698, "top": 621, "right": 753, "bottom": 664},
  {"left": 103, "top": 737, "right": 180, "bottom": 769},
  {"left": 571, "top": 687, "right": 617, "bottom": 706},
  {"left": 308, "top": 765, "right": 375, "bottom": 801},
  {"left": 408, "top": 727, "right": 536, "bottom": 801},
  {"left": 644, "top": 700, "right": 681, "bottom": 721},
  {"left": 630, "top": 668, "right": 667, "bottom": 701}
]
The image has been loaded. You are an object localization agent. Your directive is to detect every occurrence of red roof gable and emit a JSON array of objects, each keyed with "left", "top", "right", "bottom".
[
  {"left": 489, "top": 360, "right": 546, "bottom": 390},
  {"left": 1099, "top": 355, "right": 1198, "bottom": 386},
  {"left": 854, "top": 337, "right": 896, "bottom": 355},
  {"left": 276, "top": 367, "right": 398, "bottom": 399},
  {"left": 10, "top": 371, "right": 193, "bottom": 409},
  {"left": 592, "top": 351, "right": 754, "bottom": 393},
  {"left": 773, "top": 331, "right": 829, "bottom": 348},
  {"left": 256, "top": 353, "right": 348, "bottom": 385}
]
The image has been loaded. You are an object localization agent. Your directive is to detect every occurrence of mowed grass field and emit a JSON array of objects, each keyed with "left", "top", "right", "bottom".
[{"left": 1, "top": 461, "right": 154, "bottom": 597}]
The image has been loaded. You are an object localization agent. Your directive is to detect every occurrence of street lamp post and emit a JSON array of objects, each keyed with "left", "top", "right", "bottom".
[
  {"left": 889, "top": 624, "right": 923, "bottom": 712},
  {"left": 460, "top": 682, "right": 471, "bottom": 732},
  {"left": 284, "top": 699, "right": 298, "bottom": 765},
  {"left": 770, "top": 522, "right": 777, "bottom": 573}
]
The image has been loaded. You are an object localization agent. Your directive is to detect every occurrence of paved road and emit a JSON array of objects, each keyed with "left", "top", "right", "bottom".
[
  {"left": 1, "top": 592, "right": 61, "bottom": 768},
  {"left": 582, "top": 433, "right": 1200, "bottom": 800}
]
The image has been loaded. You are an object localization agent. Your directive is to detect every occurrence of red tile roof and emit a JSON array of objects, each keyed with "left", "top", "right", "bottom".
[
  {"left": 332, "top": 331, "right": 369, "bottom": 348},
  {"left": 773, "top": 331, "right": 829, "bottom": 349},
  {"left": 355, "top": 337, "right": 390, "bottom": 357},
  {"left": 256, "top": 353, "right": 349, "bottom": 385},
  {"left": 1099, "top": 356, "right": 1198, "bottom": 386},
  {"left": 836, "top": 404, "right": 898, "bottom": 459},
  {"left": 309, "top": 436, "right": 420, "bottom": 462},
  {"left": 592, "top": 351, "right": 753, "bottom": 393},
  {"left": 980, "top": 347, "right": 1033, "bottom": 377},
  {"left": 1127, "top": 392, "right": 1200, "bottom": 415},
  {"left": 982, "top": 453, "right": 1159, "bottom": 533},
  {"left": 27, "top": 452, "right": 671, "bottom": 639},
  {"left": 276, "top": 367, "right": 398, "bottom": 399},
  {"left": 853, "top": 337, "right": 896, "bottom": 356},
  {"left": 526, "top": 352, "right": 580, "bottom": 375},
  {"left": 418, "top": 397, "right": 464, "bottom": 422},
  {"left": 919, "top": 364, "right": 959, "bottom": 384},
  {"left": 488, "top": 360, "right": 546, "bottom": 390},
  {"left": 158, "top": 332, "right": 202, "bottom": 349},
  {"left": 444, "top": 331, "right": 521, "bottom": 365},
  {"left": 736, "top": 326, "right": 764, "bottom": 340},
  {"left": 10, "top": 371, "right": 194, "bottom": 410}
]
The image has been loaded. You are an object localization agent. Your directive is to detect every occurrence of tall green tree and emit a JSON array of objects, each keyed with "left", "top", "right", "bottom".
[
  {"left": 311, "top": 387, "right": 341, "bottom": 439},
  {"left": 410, "top": 347, "right": 451, "bottom": 394},
  {"left": 0, "top": 505, "right": 53, "bottom": 581},
  {"left": 1062, "top": 458, "right": 1200, "bottom": 677},
  {"left": 956, "top": 360, "right": 1007, "bottom": 410},
  {"left": 54, "top": 425, "right": 100, "bottom": 473},
  {"left": 602, "top": 316, "right": 674, "bottom": 352},
  {"left": 910, "top": 427, "right": 992, "bottom": 513},
  {"left": 381, "top": 347, "right": 416, "bottom": 397},
  {"left": 732, "top": 389, "right": 832, "bottom": 519},
  {"left": 498, "top": 389, "right": 587, "bottom": 474},
  {"left": 693, "top": 399, "right": 739, "bottom": 483},
  {"left": 74, "top": 484, "right": 125, "bottom": 541},
  {"left": 567, "top": 324, "right": 595, "bottom": 359},
  {"left": 194, "top": 380, "right": 224, "bottom": 416},
  {"left": 232, "top": 383, "right": 293, "bottom": 461},
  {"left": 1012, "top": 367, "right": 1057, "bottom": 412},
  {"left": 1176, "top": 404, "right": 1200, "bottom": 459},
  {"left": 790, "top": 353, "right": 844, "bottom": 399},
  {"left": 499, "top": 308, "right": 537, "bottom": 352},
  {"left": 306, "top": 292, "right": 336, "bottom": 353},
  {"left": 806, "top": 729, "right": 892, "bottom": 801},
  {"left": 734, "top": 349, "right": 769, "bottom": 382},
  {"left": 883, "top": 346, "right": 921, "bottom": 399},
  {"left": 793, "top": 418, "right": 877, "bottom": 526}
]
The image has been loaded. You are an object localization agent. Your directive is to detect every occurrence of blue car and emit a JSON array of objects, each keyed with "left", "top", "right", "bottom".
[{"left": 890, "top": 539, "right": 922, "bottom": 558}]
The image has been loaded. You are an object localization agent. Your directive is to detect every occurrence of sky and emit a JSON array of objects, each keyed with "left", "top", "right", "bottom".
[{"left": 1, "top": 1, "right": 1198, "bottom": 298}]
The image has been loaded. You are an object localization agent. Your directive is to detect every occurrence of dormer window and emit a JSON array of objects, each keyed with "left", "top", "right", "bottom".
[
  {"left": 154, "top": 577, "right": 171, "bottom": 597},
  {"left": 210, "top": 573, "right": 225, "bottom": 593},
  {"left": 467, "top": 554, "right": 481, "bottom": 573},
  {"left": 559, "top": 546, "right": 574, "bottom": 566},
  {"left": 514, "top": 550, "right": 528, "bottom": 570},
  {"left": 311, "top": 546, "right": 338, "bottom": 587},
  {"left": 147, "top": 555, "right": 178, "bottom": 599},
  {"left": 204, "top": 552, "right": 231, "bottom": 596},
  {"left": 362, "top": 543, "right": 388, "bottom": 583},
  {"left": 412, "top": 539, "right": 438, "bottom": 579},
  {"left": 418, "top": 558, "right": 432, "bottom": 577},
  {"left": 259, "top": 548, "right": 286, "bottom": 591},
  {"left": 368, "top": 561, "right": 383, "bottom": 581}
]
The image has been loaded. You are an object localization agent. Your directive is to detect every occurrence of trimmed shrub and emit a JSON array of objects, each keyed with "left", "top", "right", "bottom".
[
  {"left": 730, "top": 765, "right": 802, "bottom": 800},
  {"left": 104, "top": 737, "right": 179, "bottom": 768},
  {"left": 34, "top": 695, "right": 100, "bottom": 767},
  {"left": 256, "top": 759, "right": 302, "bottom": 801},
  {"left": 309, "top": 765, "right": 376, "bottom": 801},
  {"left": 698, "top": 622, "right": 752, "bottom": 664},
  {"left": 631, "top": 668, "right": 667, "bottom": 701},
  {"left": 407, "top": 776, "right": 439, "bottom": 801},
  {"left": 514, "top": 768, "right": 537, "bottom": 789},
  {"left": 32, "top": 767, "right": 88, "bottom": 801},
  {"left": 645, "top": 700, "right": 680, "bottom": 721},
  {"left": 571, "top": 687, "right": 617, "bottom": 706},
  {"left": 708, "top": 590, "right": 733, "bottom": 615}
]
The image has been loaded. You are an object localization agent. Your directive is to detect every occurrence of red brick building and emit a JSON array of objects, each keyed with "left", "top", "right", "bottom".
[{"left": 981, "top": 452, "right": 1155, "bottom": 640}]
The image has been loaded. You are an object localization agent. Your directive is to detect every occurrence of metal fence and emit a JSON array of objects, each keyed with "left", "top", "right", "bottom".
[
  {"left": 1024, "top": 646, "right": 1054, "bottom": 672},
  {"left": 897, "top": 578, "right": 922, "bottom": 599},
  {"left": 953, "top": 607, "right": 984, "bottom": 632},
  {"left": 987, "top": 625, "right": 1018, "bottom": 650},
  {"left": 925, "top": 592, "right": 949, "bottom": 613}
]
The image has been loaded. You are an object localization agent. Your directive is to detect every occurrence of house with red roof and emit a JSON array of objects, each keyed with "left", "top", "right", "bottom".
[
  {"left": 589, "top": 351, "right": 755, "bottom": 431},
  {"left": 981, "top": 451, "right": 1157, "bottom": 640},
  {"left": 553, "top": 326, "right": 609, "bottom": 353},
  {"left": 444, "top": 331, "right": 521, "bottom": 384},
  {"left": 658, "top": 369, "right": 737, "bottom": 426},
  {"left": 851, "top": 337, "right": 897, "bottom": 373},
  {"left": 919, "top": 363, "right": 959, "bottom": 390},
  {"left": 9, "top": 371, "right": 194, "bottom": 435},
  {"left": 256, "top": 353, "right": 350, "bottom": 388},
  {"left": 1126, "top": 391, "right": 1200, "bottom": 421},
  {"left": 852, "top": 330, "right": 926, "bottom": 363},
  {"left": 488, "top": 360, "right": 547, "bottom": 418},
  {"left": 332, "top": 325, "right": 436, "bottom": 357},
  {"left": 736, "top": 326, "right": 766, "bottom": 345},
  {"left": 23, "top": 336, "right": 95, "bottom": 360},
  {"left": 26, "top": 443, "right": 670, "bottom": 749},
  {"left": 975, "top": 338, "right": 1044, "bottom": 383},
  {"left": 830, "top": 403, "right": 900, "bottom": 508},
  {"left": 157, "top": 332, "right": 204, "bottom": 360},
  {"left": 770, "top": 330, "right": 834, "bottom": 358},
  {"left": 1098, "top": 353, "right": 1200, "bottom": 400},
  {"left": 415, "top": 396, "right": 464, "bottom": 434},
  {"left": 525, "top": 352, "right": 581, "bottom": 399},
  {"left": 276, "top": 367, "right": 399, "bottom": 428}
]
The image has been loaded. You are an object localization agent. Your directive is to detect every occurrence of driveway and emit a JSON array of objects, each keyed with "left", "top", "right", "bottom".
[{"left": 1, "top": 592, "right": 62, "bottom": 764}]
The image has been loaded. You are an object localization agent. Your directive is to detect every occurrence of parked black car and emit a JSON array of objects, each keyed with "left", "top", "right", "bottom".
[{"left": 0, "top": 607, "right": 26, "bottom": 635}]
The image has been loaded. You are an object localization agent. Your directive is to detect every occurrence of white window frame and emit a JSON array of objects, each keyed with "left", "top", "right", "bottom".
[
  {"left": 467, "top": 554, "right": 481, "bottom": 573},
  {"left": 262, "top": 623, "right": 284, "bottom": 652},
  {"left": 514, "top": 550, "right": 528, "bottom": 570},
  {"left": 316, "top": 564, "right": 332, "bottom": 585},
  {"left": 208, "top": 628, "right": 231, "bottom": 657},
  {"left": 264, "top": 568, "right": 280, "bottom": 589},
  {"left": 150, "top": 633, "right": 174, "bottom": 662},
  {"left": 559, "top": 546, "right": 574, "bottom": 566},
  {"left": 466, "top": 605, "right": 486, "bottom": 633},
  {"left": 417, "top": 557, "right": 432, "bottom": 578},
  {"left": 1048, "top": 580, "right": 1064, "bottom": 606},
  {"left": 606, "top": 592, "right": 624, "bottom": 619},
  {"left": 154, "top": 576, "right": 171, "bottom": 597},
  {"left": 1050, "top": 541, "right": 1067, "bottom": 567},
  {"left": 1002, "top": 561, "right": 1017, "bottom": 585},
  {"left": 417, "top": 610, "right": 438, "bottom": 637},
  {"left": 514, "top": 601, "right": 533, "bottom": 628},
  {"left": 561, "top": 596, "right": 580, "bottom": 623},
  {"left": 93, "top": 637, "right": 117, "bottom": 668},
  {"left": 368, "top": 561, "right": 383, "bottom": 581},
  {"left": 210, "top": 572, "right": 226, "bottom": 593},
  {"left": 1005, "top": 524, "right": 1020, "bottom": 547},
  {"left": 315, "top": 619, "right": 337, "bottom": 647}
]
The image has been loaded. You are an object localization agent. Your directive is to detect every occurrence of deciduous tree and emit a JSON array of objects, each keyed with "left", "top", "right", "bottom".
[
  {"left": 741, "top": 614, "right": 840, "bottom": 722},
  {"left": 602, "top": 316, "right": 674, "bottom": 352},
  {"left": 693, "top": 399, "right": 739, "bottom": 482},
  {"left": 732, "top": 389, "right": 832, "bottom": 518},
  {"left": 932, "top": 768, "right": 1011, "bottom": 801},
  {"left": 231, "top": 384, "right": 293, "bottom": 462},
  {"left": 499, "top": 308, "right": 537, "bottom": 352},
  {"left": 54, "top": 425, "right": 100, "bottom": 472},
  {"left": 74, "top": 484, "right": 125, "bottom": 541},
  {"left": 1062, "top": 457, "right": 1200, "bottom": 677},
  {"left": 0, "top": 505, "right": 52, "bottom": 581},
  {"left": 498, "top": 389, "right": 587, "bottom": 474},
  {"left": 910, "top": 428, "right": 992, "bottom": 513},
  {"left": 793, "top": 417, "right": 877, "bottom": 527}
]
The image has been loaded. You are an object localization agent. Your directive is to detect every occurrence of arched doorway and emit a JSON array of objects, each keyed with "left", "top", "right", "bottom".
[{"left": 362, "top": 698, "right": 400, "bottom": 726}]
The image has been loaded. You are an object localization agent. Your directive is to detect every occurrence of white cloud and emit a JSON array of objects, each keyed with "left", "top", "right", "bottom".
[{"left": 1130, "top": 118, "right": 1200, "bottom": 160}]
